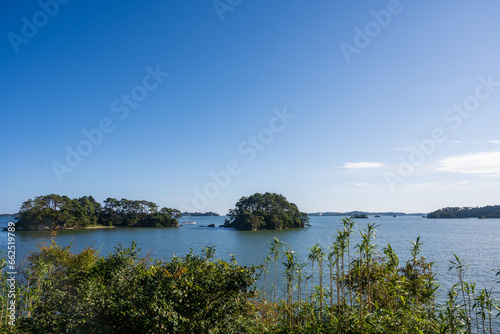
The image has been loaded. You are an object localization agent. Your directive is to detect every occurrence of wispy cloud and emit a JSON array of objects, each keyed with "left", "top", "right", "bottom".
[
  {"left": 448, "top": 181, "right": 471, "bottom": 186},
  {"left": 394, "top": 146, "right": 417, "bottom": 152},
  {"left": 352, "top": 182, "right": 369, "bottom": 186},
  {"left": 341, "top": 162, "right": 385, "bottom": 169},
  {"left": 445, "top": 140, "right": 500, "bottom": 145},
  {"left": 406, "top": 183, "right": 437, "bottom": 189},
  {"left": 438, "top": 152, "right": 500, "bottom": 175},
  {"left": 403, "top": 181, "right": 472, "bottom": 190}
]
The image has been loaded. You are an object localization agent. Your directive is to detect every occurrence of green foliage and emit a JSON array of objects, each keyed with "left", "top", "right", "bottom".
[
  {"left": 99, "top": 197, "right": 180, "bottom": 227},
  {"left": 427, "top": 205, "right": 500, "bottom": 219},
  {"left": 226, "top": 192, "right": 309, "bottom": 230},
  {"left": 2, "top": 240, "right": 258, "bottom": 333},
  {"left": 254, "top": 221, "right": 500, "bottom": 333},
  {"left": 16, "top": 195, "right": 180, "bottom": 230},
  {"left": 181, "top": 211, "right": 220, "bottom": 217},
  {"left": 17, "top": 194, "right": 102, "bottom": 230}
]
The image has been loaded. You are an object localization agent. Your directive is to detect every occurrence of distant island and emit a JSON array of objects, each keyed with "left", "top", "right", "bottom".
[
  {"left": 309, "top": 211, "right": 426, "bottom": 217},
  {"left": 223, "top": 192, "right": 309, "bottom": 230},
  {"left": 352, "top": 214, "right": 368, "bottom": 219},
  {"left": 427, "top": 205, "right": 500, "bottom": 219},
  {"left": 15, "top": 194, "right": 181, "bottom": 231},
  {"left": 0, "top": 214, "right": 15, "bottom": 217},
  {"left": 181, "top": 212, "right": 220, "bottom": 217}
]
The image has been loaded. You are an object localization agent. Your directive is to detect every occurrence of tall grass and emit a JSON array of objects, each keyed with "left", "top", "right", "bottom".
[{"left": 255, "top": 218, "right": 500, "bottom": 333}]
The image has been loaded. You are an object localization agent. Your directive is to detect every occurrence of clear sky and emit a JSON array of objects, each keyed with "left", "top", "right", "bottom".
[{"left": 2, "top": 0, "right": 500, "bottom": 214}]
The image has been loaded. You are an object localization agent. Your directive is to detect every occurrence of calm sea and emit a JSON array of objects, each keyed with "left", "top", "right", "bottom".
[{"left": 1, "top": 215, "right": 499, "bottom": 319}]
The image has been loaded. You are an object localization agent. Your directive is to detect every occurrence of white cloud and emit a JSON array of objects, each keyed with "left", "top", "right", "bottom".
[
  {"left": 403, "top": 181, "right": 474, "bottom": 190},
  {"left": 489, "top": 140, "right": 500, "bottom": 145},
  {"left": 448, "top": 181, "right": 471, "bottom": 186},
  {"left": 341, "top": 162, "right": 385, "bottom": 169},
  {"left": 438, "top": 152, "right": 500, "bottom": 175},
  {"left": 394, "top": 146, "right": 417, "bottom": 152},
  {"left": 352, "top": 182, "right": 368, "bottom": 186}
]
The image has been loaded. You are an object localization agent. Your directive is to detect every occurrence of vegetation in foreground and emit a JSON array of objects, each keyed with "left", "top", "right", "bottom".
[{"left": 1, "top": 218, "right": 499, "bottom": 333}]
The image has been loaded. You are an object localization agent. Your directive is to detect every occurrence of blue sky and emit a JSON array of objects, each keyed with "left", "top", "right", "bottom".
[{"left": 2, "top": 0, "right": 500, "bottom": 214}]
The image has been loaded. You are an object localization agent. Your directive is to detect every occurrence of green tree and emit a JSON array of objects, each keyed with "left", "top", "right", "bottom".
[
  {"left": 17, "top": 195, "right": 180, "bottom": 230},
  {"left": 226, "top": 192, "right": 309, "bottom": 230},
  {"left": 15, "top": 241, "right": 259, "bottom": 333}
]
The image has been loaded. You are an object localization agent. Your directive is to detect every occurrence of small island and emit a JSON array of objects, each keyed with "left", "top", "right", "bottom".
[
  {"left": 223, "top": 192, "right": 309, "bottom": 231},
  {"left": 181, "top": 211, "right": 220, "bottom": 217},
  {"left": 352, "top": 214, "right": 368, "bottom": 219},
  {"left": 309, "top": 211, "right": 425, "bottom": 217},
  {"left": 427, "top": 205, "right": 500, "bottom": 219},
  {"left": 15, "top": 194, "right": 181, "bottom": 231}
]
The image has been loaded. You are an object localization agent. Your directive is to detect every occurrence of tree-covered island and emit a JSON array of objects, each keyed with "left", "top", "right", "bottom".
[
  {"left": 16, "top": 194, "right": 181, "bottom": 231},
  {"left": 181, "top": 211, "right": 220, "bottom": 217},
  {"left": 427, "top": 205, "right": 500, "bottom": 218},
  {"left": 224, "top": 192, "right": 309, "bottom": 230}
]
